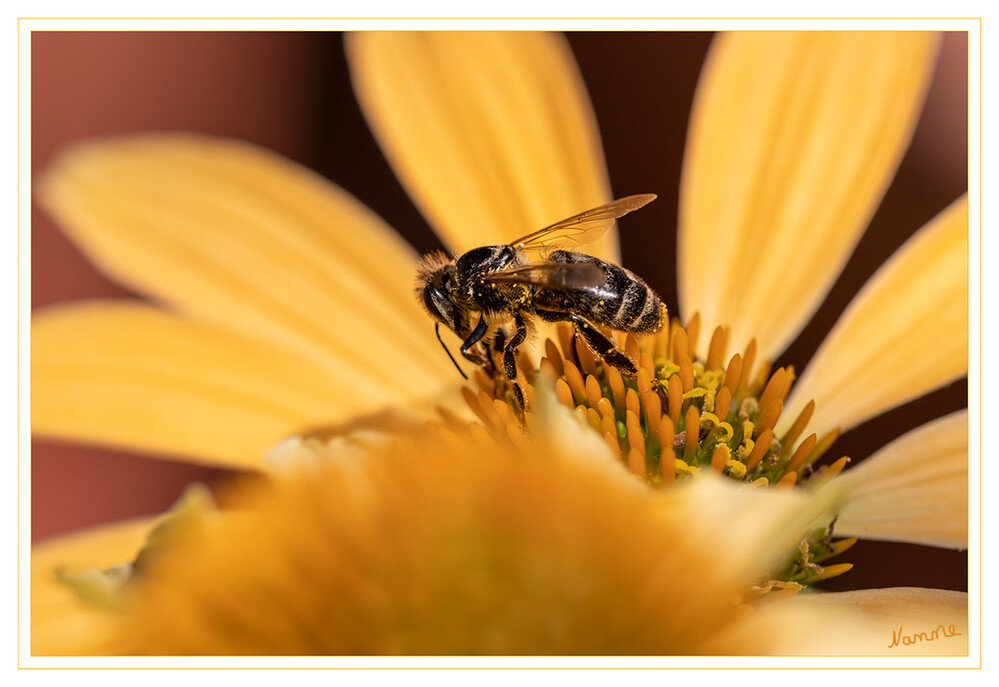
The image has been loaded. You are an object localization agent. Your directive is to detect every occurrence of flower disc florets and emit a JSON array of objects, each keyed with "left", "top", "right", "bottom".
[
  {"left": 451, "top": 313, "right": 857, "bottom": 590},
  {"left": 461, "top": 314, "right": 849, "bottom": 489}
]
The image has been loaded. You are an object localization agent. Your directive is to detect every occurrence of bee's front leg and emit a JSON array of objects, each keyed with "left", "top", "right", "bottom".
[{"left": 459, "top": 315, "right": 489, "bottom": 366}]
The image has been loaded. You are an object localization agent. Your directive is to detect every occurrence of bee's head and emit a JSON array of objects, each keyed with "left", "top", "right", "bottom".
[
  {"left": 415, "top": 251, "right": 459, "bottom": 330},
  {"left": 416, "top": 251, "right": 470, "bottom": 380}
]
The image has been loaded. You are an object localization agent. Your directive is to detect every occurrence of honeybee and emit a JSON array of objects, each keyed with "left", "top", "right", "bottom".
[{"left": 416, "top": 194, "right": 668, "bottom": 414}]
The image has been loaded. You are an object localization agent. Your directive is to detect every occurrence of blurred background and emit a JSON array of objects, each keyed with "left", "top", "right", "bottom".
[{"left": 31, "top": 31, "right": 969, "bottom": 593}]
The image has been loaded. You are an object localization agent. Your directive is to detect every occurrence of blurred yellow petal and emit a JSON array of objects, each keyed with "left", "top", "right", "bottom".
[
  {"left": 347, "top": 31, "right": 616, "bottom": 260},
  {"left": 32, "top": 517, "right": 156, "bottom": 656},
  {"left": 782, "top": 195, "right": 968, "bottom": 438},
  {"left": 834, "top": 411, "right": 967, "bottom": 549},
  {"left": 32, "top": 302, "right": 426, "bottom": 469},
  {"left": 792, "top": 587, "right": 968, "bottom": 655},
  {"left": 680, "top": 31, "right": 939, "bottom": 360},
  {"left": 126, "top": 422, "right": 847, "bottom": 655},
  {"left": 39, "top": 134, "right": 453, "bottom": 397}
]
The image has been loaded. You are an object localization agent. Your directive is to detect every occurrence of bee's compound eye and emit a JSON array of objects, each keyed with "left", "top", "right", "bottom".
[
  {"left": 423, "top": 284, "right": 443, "bottom": 321},
  {"left": 426, "top": 283, "right": 457, "bottom": 328}
]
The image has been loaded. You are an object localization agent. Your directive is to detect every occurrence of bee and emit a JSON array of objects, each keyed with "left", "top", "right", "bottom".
[{"left": 416, "top": 194, "right": 667, "bottom": 415}]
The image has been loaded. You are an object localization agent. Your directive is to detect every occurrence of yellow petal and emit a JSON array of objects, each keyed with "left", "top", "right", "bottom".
[
  {"left": 32, "top": 517, "right": 157, "bottom": 656},
  {"left": 782, "top": 195, "right": 968, "bottom": 438},
  {"left": 38, "top": 134, "right": 454, "bottom": 395},
  {"left": 791, "top": 587, "right": 968, "bottom": 655},
  {"left": 347, "top": 31, "right": 617, "bottom": 260},
  {"left": 32, "top": 302, "right": 432, "bottom": 469},
  {"left": 128, "top": 427, "right": 845, "bottom": 655},
  {"left": 680, "top": 31, "right": 940, "bottom": 360},
  {"left": 833, "top": 411, "right": 967, "bottom": 549}
]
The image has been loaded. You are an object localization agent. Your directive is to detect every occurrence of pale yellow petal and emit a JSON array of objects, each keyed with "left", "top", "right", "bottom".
[
  {"left": 833, "top": 411, "right": 967, "bottom": 549},
  {"left": 706, "top": 590, "right": 885, "bottom": 655},
  {"left": 656, "top": 472, "right": 848, "bottom": 634},
  {"left": 782, "top": 195, "right": 968, "bottom": 438},
  {"left": 32, "top": 302, "right": 425, "bottom": 469},
  {"left": 791, "top": 587, "right": 968, "bottom": 655},
  {"left": 347, "top": 31, "right": 617, "bottom": 260},
  {"left": 39, "top": 134, "right": 454, "bottom": 397},
  {"left": 680, "top": 31, "right": 940, "bottom": 360},
  {"left": 32, "top": 517, "right": 156, "bottom": 655}
]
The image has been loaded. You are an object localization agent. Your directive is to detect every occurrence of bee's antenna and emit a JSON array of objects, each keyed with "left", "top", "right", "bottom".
[{"left": 436, "top": 322, "right": 468, "bottom": 380}]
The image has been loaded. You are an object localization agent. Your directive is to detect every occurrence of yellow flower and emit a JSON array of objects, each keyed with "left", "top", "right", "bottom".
[
  {"left": 122, "top": 419, "right": 871, "bottom": 655},
  {"left": 31, "top": 31, "right": 968, "bottom": 656}
]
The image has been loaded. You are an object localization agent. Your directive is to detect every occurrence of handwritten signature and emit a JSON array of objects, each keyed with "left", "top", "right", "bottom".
[{"left": 889, "top": 623, "right": 962, "bottom": 648}]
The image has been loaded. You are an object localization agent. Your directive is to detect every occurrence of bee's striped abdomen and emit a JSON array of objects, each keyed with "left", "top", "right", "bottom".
[{"left": 539, "top": 250, "right": 666, "bottom": 334}]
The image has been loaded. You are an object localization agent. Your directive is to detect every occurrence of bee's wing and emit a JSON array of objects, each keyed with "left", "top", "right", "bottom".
[
  {"left": 484, "top": 262, "right": 605, "bottom": 290},
  {"left": 511, "top": 194, "right": 656, "bottom": 252}
]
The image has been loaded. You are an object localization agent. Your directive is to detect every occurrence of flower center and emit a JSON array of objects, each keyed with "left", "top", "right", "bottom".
[
  {"left": 461, "top": 314, "right": 849, "bottom": 489},
  {"left": 452, "top": 313, "right": 857, "bottom": 590}
]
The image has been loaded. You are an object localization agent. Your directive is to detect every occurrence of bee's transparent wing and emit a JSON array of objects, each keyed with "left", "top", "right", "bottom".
[
  {"left": 511, "top": 194, "right": 656, "bottom": 252},
  {"left": 484, "top": 261, "right": 605, "bottom": 290}
]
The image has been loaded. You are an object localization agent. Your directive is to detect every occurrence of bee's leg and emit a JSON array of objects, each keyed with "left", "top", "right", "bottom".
[
  {"left": 504, "top": 314, "right": 529, "bottom": 418},
  {"left": 535, "top": 310, "right": 637, "bottom": 377},
  {"left": 459, "top": 316, "right": 489, "bottom": 366},
  {"left": 486, "top": 326, "right": 509, "bottom": 378}
]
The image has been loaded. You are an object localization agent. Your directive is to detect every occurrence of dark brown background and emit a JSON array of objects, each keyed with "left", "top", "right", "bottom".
[{"left": 31, "top": 32, "right": 969, "bottom": 593}]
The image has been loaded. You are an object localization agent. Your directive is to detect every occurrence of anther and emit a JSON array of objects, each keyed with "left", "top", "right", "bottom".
[
  {"left": 715, "top": 386, "right": 732, "bottom": 420},
  {"left": 684, "top": 312, "right": 701, "bottom": 358},
  {"left": 544, "top": 338, "right": 565, "bottom": 377},
  {"left": 684, "top": 405, "right": 700, "bottom": 462},
  {"left": 758, "top": 368, "right": 788, "bottom": 413},
  {"left": 705, "top": 326, "right": 728, "bottom": 371},
  {"left": 780, "top": 399, "right": 815, "bottom": 454},
  {"left": 745, "top": 428, "right": 773, "bottom": 471},
  {"left": 584, "top": 374, "right": 602, "bottom": 408},
  {"left": 562, "top": 360, "right": 586, "bottom": 406},
  {"left": 659, "top": 415, "right": 676, "bottom": 483},
  {"left": 784, "top": 433, "right": 817, "bottom": 474},
  {"left": 757, "top": 399, "right": 783, "bottom": 435},
  {"left": 575, "top": 337, "right": 597, "bottom": 376},
  {"left": 667, "top": 374, "right": 683, "bottom": 423},
  {"left": 671, "top": 326, "right": 688, "bottom": 363},
  {"left": 737, "top": 339, "right": 757, "bottom": 395}
]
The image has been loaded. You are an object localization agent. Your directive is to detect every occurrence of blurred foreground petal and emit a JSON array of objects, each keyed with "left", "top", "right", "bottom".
[
  {"left": 128, "top": 421, "right": 847, "bottom": 655},
  {"left": 32, "top": 518, "right": 156, "bottom": 656}
]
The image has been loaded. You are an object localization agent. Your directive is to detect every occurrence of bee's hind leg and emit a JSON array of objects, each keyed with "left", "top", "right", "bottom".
[
  {"left": 486, "top": 326, "right": 508, "bottom": 378},
  {"left": 535, "top": 309, "right": 668, "bottom": 405},
  {"left": 535, "top": 310, "right": 637, "bottom": 377},
  {"left": 503, "top": 314, "right": 529, "bottom": 419}
]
